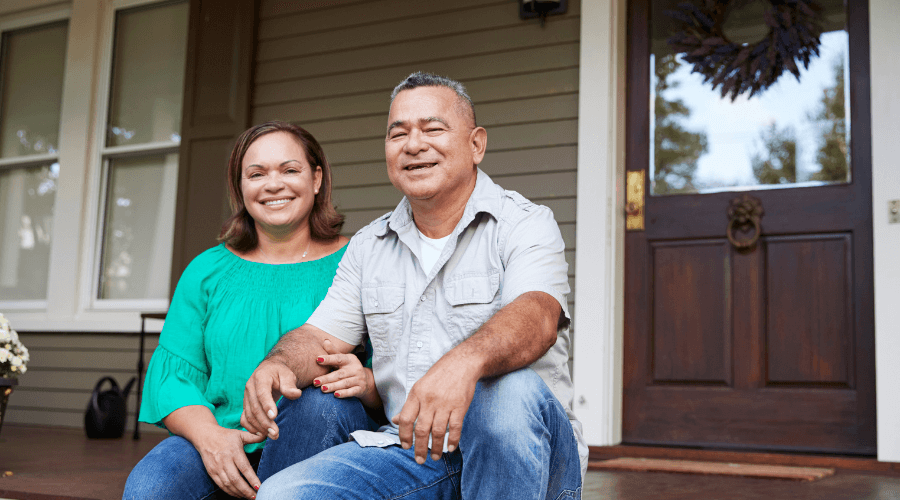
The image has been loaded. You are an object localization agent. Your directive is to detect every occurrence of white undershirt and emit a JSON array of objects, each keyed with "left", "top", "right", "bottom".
[{"left": 416, "top": 227, "right": 451, "bottom": 275}]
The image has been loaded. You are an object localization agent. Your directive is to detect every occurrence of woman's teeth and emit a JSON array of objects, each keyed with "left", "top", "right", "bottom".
[{"left": 265, "top": 199, "right": 290, "bottom": 206}]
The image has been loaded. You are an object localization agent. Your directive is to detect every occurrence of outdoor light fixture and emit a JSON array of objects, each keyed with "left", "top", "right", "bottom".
[{"left": 519, "top": 0, "right": 567, "bottom": 26}]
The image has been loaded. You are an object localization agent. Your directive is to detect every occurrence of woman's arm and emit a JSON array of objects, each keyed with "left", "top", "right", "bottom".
[{"left": 163, "top": 405, "right": 265, "bottom": 499}]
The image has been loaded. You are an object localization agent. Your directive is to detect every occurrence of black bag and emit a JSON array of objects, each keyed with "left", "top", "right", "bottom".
[{"left": 84, "top": 376, "right": 135, "bottom": 439}]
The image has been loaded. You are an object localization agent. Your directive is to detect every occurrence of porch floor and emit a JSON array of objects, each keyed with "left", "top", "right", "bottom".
[{"left": 2, "top": 424, "right": 900, "bottom": 499}]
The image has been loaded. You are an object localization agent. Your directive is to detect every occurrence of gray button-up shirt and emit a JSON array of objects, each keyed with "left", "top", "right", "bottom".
[{"left": 308, "top": 169, "right": 587, "bottom": 475}]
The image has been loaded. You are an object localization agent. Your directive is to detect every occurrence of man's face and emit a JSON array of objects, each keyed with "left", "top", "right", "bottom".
[{"left": 385, "top": 86, "right": 485, "bottom": 205}]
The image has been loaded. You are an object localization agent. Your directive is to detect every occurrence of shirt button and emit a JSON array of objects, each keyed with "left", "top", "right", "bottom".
[
  {"left": 420, "top": 295, "right": 426, "bottom": 302},
  {"left": 374, "top": 300, "right": 379, "bottom": 306},
  {"left": 416, "top": 341, "right": 423, "bottom": 348},
  {"left": 377, "top": 440, "right": 384, "bottom": 445}
]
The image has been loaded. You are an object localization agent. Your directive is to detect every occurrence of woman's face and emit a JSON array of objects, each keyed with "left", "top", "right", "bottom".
[{"left": 240, "top": 131, "right": 322, "bottom": 238}]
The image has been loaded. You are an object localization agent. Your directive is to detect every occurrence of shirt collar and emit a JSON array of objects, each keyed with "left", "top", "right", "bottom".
[{"left": 377, "top": 168, "right": 502, "bottom": 237}]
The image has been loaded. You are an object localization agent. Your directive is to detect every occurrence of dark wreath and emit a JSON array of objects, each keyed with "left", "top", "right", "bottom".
[{"left": 665, "top": 0, "right": 824, "bottom": 101}]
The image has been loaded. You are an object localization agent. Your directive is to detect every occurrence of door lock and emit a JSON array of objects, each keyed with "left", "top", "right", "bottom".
[{"left": 626, "top": 170, "right": 645, "bottom": 231}]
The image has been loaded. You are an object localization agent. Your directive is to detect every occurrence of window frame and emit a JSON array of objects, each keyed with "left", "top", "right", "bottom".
[
  {"left": 0, "top": 8, "right": 71, "bottom": 312},
  {"left": 84, "top": 0, "right": 186, "bottom": 312}
]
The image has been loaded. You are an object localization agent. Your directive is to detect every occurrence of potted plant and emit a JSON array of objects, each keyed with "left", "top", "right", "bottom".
[{"left": 0, "top": 313, "right": 28, "bottom": 434}]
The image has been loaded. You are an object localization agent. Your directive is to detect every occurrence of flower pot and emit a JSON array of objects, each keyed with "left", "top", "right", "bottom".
[{"left": 0, "top": 377, "right": 17, "bottom": 435}]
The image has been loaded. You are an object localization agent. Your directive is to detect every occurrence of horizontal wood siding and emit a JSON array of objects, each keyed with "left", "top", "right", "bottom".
[
  {"left": 7, "top": 1, "right": 582, "bottom": 430},
  {"left": 4, "top": 333, "right": 166, "bottom": 434},
  {"left": 254, "top": 0, "right": 581, "bottom": 363}
]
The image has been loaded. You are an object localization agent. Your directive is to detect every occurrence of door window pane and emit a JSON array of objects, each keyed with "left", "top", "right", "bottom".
[
  {"left": 106, "top": 2, "right": 188, "bottom": 147},
  {"left": 99, "top": 154, "right": 178, "bottom": 300},
  {"left": 0, "top": 164, "right": 58, "bottom": 300},
  {"left": 650, "top": 0, "right": 850, "bottom": 195},
  {"left": 0, "top": 22, "right": 68, "bottom": 158}
]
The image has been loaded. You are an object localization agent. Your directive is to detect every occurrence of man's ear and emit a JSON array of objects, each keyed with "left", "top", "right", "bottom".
[{"left": 470, "top": 127, "right": 487, "bottom": 166}]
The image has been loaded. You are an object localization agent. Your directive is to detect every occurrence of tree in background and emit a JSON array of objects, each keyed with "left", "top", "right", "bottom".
[
  {"left": 653, "top": 53, "right": 708, "bottom": 194},
  {"left": 752, "top": 123, "right": 798, "bottom": 185},
  {"left": 810, "top": 59, "right": 848, "bottom": 182}
]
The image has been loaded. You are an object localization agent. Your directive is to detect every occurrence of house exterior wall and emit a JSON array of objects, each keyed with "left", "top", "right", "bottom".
[
  {"left": 870, "top": 0, "right": 900, "bottom": 463},
  {"left": 3, "top": 0, "right": 898, "bottom": 458}
]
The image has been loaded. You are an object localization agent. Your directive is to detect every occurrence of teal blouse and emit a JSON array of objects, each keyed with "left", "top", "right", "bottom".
[{"left": 138, "top": 243, "right": 348, "bottom": 452}]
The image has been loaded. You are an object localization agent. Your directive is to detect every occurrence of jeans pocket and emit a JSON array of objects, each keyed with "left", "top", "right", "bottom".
[
  {"left": 554, "top": 488, "right": 582, "bottom": 500},
  {"left": 361, "top": 284, "right": 405, "bottom": 358}
]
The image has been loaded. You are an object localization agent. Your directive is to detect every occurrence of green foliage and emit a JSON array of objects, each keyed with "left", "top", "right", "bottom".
[
  {"left": 810, "top": 59, "right": 848, "bottom": 182},
  {"left": 654, "top": 54, "right": 708, "bottom": 194},
  {"left": 752, "top": 123, "right": 797, "bottom": 185}
]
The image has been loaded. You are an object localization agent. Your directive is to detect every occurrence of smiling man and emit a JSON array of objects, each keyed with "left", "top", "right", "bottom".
[{"left": 244, "top": 72, "right": 586, "bottom": 499}]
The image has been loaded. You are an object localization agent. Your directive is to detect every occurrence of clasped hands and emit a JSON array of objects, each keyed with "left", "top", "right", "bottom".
[
  {"left": 241, "top": 339, "right": 373, "bottom": 439},
  {"left": 241, "top": 339, "right": 479, "bottom": 466}
]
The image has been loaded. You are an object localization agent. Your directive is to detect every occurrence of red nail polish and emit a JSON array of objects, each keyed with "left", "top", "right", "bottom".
[
  {"left": 317, "top": 357, "right": 324, "bottom": 363},
  {"left": 254, "top": 484, "right": 260, "bottom": 491},
  {"left": 322, "top": 386, "right": 328, "bottom": 391},
  {"left": 335, "top": 392, "right": 341, "bottom": 397},
  {"left": 313, "top": 380, "right": 321, "bottom": 387}
]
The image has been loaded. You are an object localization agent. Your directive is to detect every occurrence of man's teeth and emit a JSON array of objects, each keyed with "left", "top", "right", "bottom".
[{"left": 265, "top": 199, "right": 290, "bottom": 206}]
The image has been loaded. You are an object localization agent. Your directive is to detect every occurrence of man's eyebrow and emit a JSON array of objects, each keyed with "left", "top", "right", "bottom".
[
  {"left": 386, "top": 117, "right": 449, "bottom": 135},
  {"left": 386, "top": 120, "right": 406, "bottom": 135}
]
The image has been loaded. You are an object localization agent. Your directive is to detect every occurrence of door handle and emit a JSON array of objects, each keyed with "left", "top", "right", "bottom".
[{"left": 726, "top": 194, "right": 764, "bottom": 250}]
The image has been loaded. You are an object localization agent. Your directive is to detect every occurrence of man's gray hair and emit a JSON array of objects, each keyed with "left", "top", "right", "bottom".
[{"left": 390, "top": 72, "right": 477, "bottom": 126}]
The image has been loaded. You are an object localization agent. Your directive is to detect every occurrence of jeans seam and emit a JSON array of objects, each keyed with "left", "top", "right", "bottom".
[{"left": 387, "top": 464, "right": 461, "bottom": 500}]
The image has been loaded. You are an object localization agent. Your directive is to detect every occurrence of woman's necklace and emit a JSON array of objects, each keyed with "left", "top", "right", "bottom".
[{"left": 257, "top": 238, "right": 311, "bottom": 264}]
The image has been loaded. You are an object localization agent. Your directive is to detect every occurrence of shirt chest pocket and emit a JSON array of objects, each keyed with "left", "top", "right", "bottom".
[
  {"left": 444, "top": 273, "right": 501, "bottom": 345},
  {"left": 361, "top": 285, "right": 405, "bottom": 358}
]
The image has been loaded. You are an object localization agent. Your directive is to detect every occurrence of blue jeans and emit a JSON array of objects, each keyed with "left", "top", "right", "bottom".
[
  {"left": 258, "top": 368, "right": 582, "bottom": 500},
  {"left": 122, "top": 389, "right": 370, "bottom": 499}
]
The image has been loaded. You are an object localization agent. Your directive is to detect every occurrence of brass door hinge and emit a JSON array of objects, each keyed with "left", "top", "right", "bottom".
[{"left": 625, "top": 170, "right": 645, "bottom": 231}]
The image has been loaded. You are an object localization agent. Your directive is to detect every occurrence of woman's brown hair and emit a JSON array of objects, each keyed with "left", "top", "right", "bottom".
[{"left": 218, "top": 121, "right": 344, "bottom": 251}]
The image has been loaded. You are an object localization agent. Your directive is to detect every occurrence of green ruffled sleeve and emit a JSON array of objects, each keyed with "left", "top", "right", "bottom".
[{"left": 138, "top": 254, "right": 214, "bottom": 428}]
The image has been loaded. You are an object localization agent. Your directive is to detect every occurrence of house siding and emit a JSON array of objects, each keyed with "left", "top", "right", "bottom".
[
  {"left": 6, "top": 332, "right": 164, "bottom": 434},
  {"left": 253, "top": 0, "right": 581, "bottom": 333},
  {"left": 3, "top": 0, "right": 581, "bottom": 431}
]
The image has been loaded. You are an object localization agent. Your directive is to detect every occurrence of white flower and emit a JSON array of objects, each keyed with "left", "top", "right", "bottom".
[
  {"left": 0, "top": 348, "right": 8, "bottom": 363},
  {"left": 0, "top": 330, "right": 9, "bottom": 343},
  {"left": 10, "top": 356, "right": 22, "bottom": 366},
  {"left": 18, "top": 365, "right": 26, "bottom": 374},
  {"left": 9, "top": 329, "right": 18, "bottom": 344}
]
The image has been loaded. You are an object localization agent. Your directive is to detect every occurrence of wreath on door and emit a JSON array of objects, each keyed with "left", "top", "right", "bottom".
[{"left": 665, "top": 0, "right": 824, "bottom": 101}]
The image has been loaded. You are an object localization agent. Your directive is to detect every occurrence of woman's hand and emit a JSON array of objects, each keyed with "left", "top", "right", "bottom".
[
  {"left": 314, "top": 339, "right": 382, "bottom": 409},
  {"left": 163, "top": 406, "right": 265, "bottom": 499},
  {"left": 194, "top": 425, "right": 266, "bottom": 499}
]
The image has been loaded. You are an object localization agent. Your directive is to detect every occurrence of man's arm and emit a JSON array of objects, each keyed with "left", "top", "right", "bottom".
[
  {"left": 394, "top": 290, "right": 560, "bottom": 463},
  {"left": 241, "top": 324, "right": 355, "bottom": 439},
  {"left": 395, "top": 203, "right": 569, "bottom": 464}
]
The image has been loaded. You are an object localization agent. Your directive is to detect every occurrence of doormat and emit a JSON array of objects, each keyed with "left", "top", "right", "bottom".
[{"left": 592, "top": 457, "right": 835, "bottom": 481}]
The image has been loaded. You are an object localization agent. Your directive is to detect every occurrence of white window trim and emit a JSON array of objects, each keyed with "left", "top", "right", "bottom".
[
  {"left": 82, "top": 0, "right": 183, "bottom": 312},
  {"left": 0, "top": 6, "right": 70, "bottom": 312},
  {"left": 2, "top": 0, "right": 182, "bottom": 331}
]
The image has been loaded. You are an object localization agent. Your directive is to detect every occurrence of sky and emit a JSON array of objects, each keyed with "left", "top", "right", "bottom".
[{"left": 650, "top": 30, "right": 850, "bottom": 195}]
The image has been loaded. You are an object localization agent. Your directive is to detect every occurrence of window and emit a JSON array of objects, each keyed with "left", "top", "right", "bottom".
[
  {"left": 95, "top": 1, "right": 188, "bottom": 303},
  {"left": 0, "top": 21, "right": 68, "bottom": 303}
]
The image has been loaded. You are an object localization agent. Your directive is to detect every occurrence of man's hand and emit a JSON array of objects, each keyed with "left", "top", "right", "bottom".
[
  {"left": 392, "top": 354, "right": 479, "bottom": 464},
  {"left": 195, "top": 425, "right": 266, "bottom": 499},
  {"left": 241, "top": 359, "right": 303, "bottom": 440}
]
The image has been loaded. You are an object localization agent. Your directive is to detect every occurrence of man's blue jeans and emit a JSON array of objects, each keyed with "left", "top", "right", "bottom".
[
  {"left": 258, "top": 368, "right": 582, "bottom": 499},
  {"left": 121, "top": 389, "right": 370, "bottom": 499}
]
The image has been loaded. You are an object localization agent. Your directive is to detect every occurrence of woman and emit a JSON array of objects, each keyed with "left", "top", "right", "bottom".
[{"left": 124, "top": 121, "right": 378, "bottom": 500}]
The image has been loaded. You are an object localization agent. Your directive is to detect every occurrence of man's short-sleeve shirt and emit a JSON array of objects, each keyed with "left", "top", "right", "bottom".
[{"left": 307, "top": 169, "right": 587, "bottom": 468}]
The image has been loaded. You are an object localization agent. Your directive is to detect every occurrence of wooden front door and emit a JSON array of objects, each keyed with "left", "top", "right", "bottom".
[{"left": 623, "top": 0, "right": 875, "bottom": 454}]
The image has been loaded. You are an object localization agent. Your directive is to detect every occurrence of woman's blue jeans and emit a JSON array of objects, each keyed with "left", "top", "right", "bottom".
[
  {"left": 258, "top": 368, "right": 582, "bottom": 500},
  {"left": 121, "top": 389, "right": 370, "bottom": 499}
]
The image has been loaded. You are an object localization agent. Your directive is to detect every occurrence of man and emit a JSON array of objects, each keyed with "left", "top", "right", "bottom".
[{"left": 243, "top": 72, "right": 587, "bottom": 499}]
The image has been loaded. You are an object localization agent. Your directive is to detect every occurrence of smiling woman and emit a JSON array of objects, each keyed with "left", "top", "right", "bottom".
[{"left": 123, "top": 121, "right": 380, "bottom": 500}]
